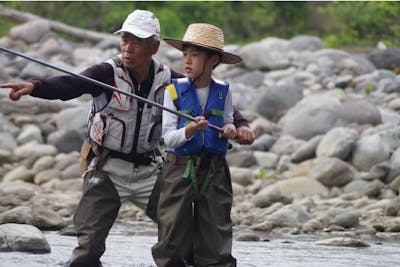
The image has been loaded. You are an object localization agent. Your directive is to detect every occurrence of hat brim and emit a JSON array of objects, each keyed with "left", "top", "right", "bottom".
[
  {"left": 114, "top": 28, "right": 154, "bottom": 39},
  {"left": 164, "top": 38, "right": 241, "bottom": 64}
]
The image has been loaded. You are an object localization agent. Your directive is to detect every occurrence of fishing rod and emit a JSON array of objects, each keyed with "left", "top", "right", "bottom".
[{"left": 0, "top": 46, "right": 223, "bottom": 132}]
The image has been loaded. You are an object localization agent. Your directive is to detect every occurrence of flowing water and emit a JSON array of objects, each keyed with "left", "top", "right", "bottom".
[{"left": 1, "top": 224, "right": 400, "bottom": 267}]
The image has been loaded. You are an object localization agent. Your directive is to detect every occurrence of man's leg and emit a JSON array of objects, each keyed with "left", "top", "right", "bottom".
[{"left": 70, "top": 169, "right": 121, "bottom": 267}]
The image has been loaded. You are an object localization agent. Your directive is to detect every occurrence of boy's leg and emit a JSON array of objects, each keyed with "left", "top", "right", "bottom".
[
  {"left": 194, "top": 159, "right": 237, "bottom": 267},
  {"left": 151, "top": 161, "right": 193, "bottom": 267},
  {"left": 69, "top": 169, "right": 121, "bottom": 267}
]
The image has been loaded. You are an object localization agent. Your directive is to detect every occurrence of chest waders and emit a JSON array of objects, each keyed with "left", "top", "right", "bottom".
[{"left": 182, "top": 156, "right": 216, "bottom": 199}]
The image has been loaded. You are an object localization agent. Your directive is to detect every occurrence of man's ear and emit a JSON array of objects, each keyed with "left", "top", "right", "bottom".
[{"left": 152, "top": 40, "right": 160, "bottom": 55}]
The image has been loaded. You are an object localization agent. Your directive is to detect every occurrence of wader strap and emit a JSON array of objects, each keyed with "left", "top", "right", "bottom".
[
  {"left": 90, "top": 147, "right": 110, "bottom": 175},
  {"left": 182, "top": 156, "right": 215, "bottom": 199}
]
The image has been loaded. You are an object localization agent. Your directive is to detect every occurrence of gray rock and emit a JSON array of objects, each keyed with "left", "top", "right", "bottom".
[
  {"left": 0, "top": 206, "right": 32, "bottom": 224},
  {"left": 3, "top": 165, "right": 35, "bottom": 183},
  {"left": 255, "top": 83, "right": 303, "bottom": 121},
  {"left": 330, "top": 210, "right": 360, "bottom": 228},
  {"left": 16, "top": 124, "right": 43, "bottom": 145},
  {"left": 278, "top": 90, "right": 381, "bottom": 140},
  {"left": 13, "top": 141, "right": 58, "bottom": 160},
  {"left": 310, "top": 157, "right": 355, "bottom": 188},
  {"left": 362, "top": 179, "right": 384, "bottom": 198},
  {"left": 316, "top": 127, "right": 358, "bottom": 160},
  {"left": 291, "top": 135, "right": 322, "bottom": 163},
  {"left": 0, "top": 132, "right": 18, "bottom": 151},
  {"left": 351, "top": 124, "right": 400, "bottom": 171},
  {"left": 34, "top": 169, "right": 62, "bottom": 185},
  {"left": 31, "top": 204, "right": 66, "bottom": 230},
  {"left": 367, "top": 48, "right": 400, "bottom": 70},
  {"left": 226, "top": 150, "right": 257, "bottom": 168},
  {"left": 315, "top": 237, "right": 369, "bottom": 247},
  {"left": 268, "top": 203, "right": 311, "bottom": 226},
  {"left": 252, "top": 184, "right": 293, "bottom": 208},
  {"left": 229, "top": 167, "right": 255, "bottom": 186},
  {"left": 288, "top": 35, "right": 323, "bottom": 52},
  {"left": 10, "top": 20, "right": 51, "bottom": 44},
  {"left": 0, "top": 223, "right": 50, "bottom": 253}
]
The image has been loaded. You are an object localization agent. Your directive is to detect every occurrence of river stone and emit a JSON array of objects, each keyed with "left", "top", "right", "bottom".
[
  {"left": 3, "top": 165, "right": 35, "bottom": 183},
  {"left": 252, "top": 184, "right": 293, "bottom": 208},
  {"left": 310, "top": 157, "right": 355, "bottom": 188},
  {"left": 362, "top": 179, "right": 384, "bottom": 198},
  {"left": 226, "top": 150, "right": 257, "bottom": 168},
  {"left": 330, "top": 210, "right": 360, "bottom": 229},
  {"left": 315, "top": 237, "right": 369, "bottom": 247},
  {"left": 316, "top": 127, "right": 358, "bottom": 160},
  {"left": 268, "top": 203, "right": 311, "bottom": 226},
  {"left": 229, "top": 166, "right": 255, "bottom": 186},
  {"left": 10, "top": 20, "right": 51, "bottom": 44},
  {"left": 235, "top": 232, "right": 260, "bottom": 242},
  {"left": 32, "top": 155, "right": 55, "bottom": 172},
  {"left": 291, "top": 135, "right": 322, "bottom": 163},
  {"left": 0, "top": 206, "right": 32, "bottom": 224},
  {"left": 0, "top": 223, "right": 51, "bottom": 253},
  {"left": 367, "top": 48, "right": 400, "bottom": 70},
  {"left": 288, "top": 35, "right": 323, "bottom": 52},
  {"left": 13, "top": 141, "right": 58, "bottom": 160},
  {"left": 31, "top": 204, "right": 66, "bottom": 230}
]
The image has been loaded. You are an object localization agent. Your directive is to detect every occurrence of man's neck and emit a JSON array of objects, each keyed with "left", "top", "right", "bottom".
[{"left": 129, "top": 60, "right": 152, "bottom": 84}]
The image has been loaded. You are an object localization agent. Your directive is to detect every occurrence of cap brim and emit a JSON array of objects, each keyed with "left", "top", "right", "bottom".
[
  {"left": 114, "top": 28, "right": 154, "bottom": 39},
  {"left": 163, "top": 38, "right": 241, "bottom": 64}
]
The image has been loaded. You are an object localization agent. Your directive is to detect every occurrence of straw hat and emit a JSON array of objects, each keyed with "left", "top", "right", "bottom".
[{"left": 164, "top": 23, "right": 241, "bottom": 64}]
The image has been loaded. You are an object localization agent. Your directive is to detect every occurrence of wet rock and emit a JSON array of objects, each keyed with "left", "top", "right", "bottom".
[
  {"left": 315, "top": 237, "right": 369, "bottom": 247},
  {"left": 235, "top": 232, "right": 261, "bottom": 241}
]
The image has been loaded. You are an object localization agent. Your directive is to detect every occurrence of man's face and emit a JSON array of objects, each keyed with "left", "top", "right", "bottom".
[{"left": 120, "top": 32, "right": 159, "bottom": 71}]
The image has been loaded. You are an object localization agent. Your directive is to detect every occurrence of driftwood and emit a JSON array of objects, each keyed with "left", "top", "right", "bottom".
[{"left": 0, "top": 5, "right": 119, "bottom": 44}]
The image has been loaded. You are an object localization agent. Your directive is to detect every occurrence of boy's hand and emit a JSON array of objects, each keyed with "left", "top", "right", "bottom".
[
  {"left": 0, "top": 82, "right": 34, "bottom": 101},
  {"left": 185, "top": 116, "right": 208, "bottom": 139},
  {"left": 219, "top": 124, "right": 237, "bottom": 140}
]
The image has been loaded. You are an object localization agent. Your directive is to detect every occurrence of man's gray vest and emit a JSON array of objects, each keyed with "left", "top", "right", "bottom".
[{"left": 88, "top": 56, "right": 171, "bottom": 154}]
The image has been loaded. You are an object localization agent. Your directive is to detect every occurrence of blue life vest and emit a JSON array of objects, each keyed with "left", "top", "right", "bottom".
[{"left": 171, "top": 77, "right": 229, "bottom": 155}]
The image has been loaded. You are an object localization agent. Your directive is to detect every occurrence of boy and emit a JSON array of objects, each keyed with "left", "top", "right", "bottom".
[{"left": 152, "top": 23, "right": 241, "bottom": 267}]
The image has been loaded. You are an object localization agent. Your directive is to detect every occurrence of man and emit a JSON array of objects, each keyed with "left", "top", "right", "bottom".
[{"left": 0, "top": 10, "right": 254, "bottom": 267}]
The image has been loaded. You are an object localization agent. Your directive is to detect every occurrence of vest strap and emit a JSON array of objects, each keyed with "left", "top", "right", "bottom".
[
  {"left": 204, "top": 109, "right": 224, "bottom": 118},
  {"left": 182, "top": 156, "right": 215, "bottom": 199}
]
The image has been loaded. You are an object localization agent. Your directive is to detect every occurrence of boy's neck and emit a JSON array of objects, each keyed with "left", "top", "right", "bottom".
[{"left": 194, "top": 74, "right": 212, "bottom": 88}]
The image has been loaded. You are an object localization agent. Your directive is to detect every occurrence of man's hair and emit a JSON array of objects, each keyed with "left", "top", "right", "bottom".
[{"left": 148, "top": 35, "right": 160, "bottom": 45}]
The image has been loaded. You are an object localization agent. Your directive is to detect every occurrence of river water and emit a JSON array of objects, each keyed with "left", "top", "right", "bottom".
[{"left": 1, "top": 223, "right": 400, "bottom": 267}]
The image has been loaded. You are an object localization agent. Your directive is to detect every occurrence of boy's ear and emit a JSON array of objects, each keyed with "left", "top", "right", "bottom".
[{"left": 210, "top": 54, "right": 222, "bottom": 68}]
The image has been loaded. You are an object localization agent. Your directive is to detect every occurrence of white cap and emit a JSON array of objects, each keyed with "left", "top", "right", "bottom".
[{"left": 114, "top": 9, "right": 160, "bottom": 38}]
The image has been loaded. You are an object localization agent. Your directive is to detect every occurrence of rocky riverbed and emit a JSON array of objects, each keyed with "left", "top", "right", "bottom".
[{"left": 1, "top": 9, "right": 400, "bottom": 266}]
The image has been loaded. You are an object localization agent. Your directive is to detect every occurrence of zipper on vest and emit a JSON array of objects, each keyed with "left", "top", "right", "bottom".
[{"left": 132, "top": 84, "right": 143, "bottom": 155}]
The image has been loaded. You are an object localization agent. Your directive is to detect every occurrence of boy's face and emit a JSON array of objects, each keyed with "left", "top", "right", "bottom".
[{"left": 182, "top": 46, "right": 216, "bottom": 80}]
